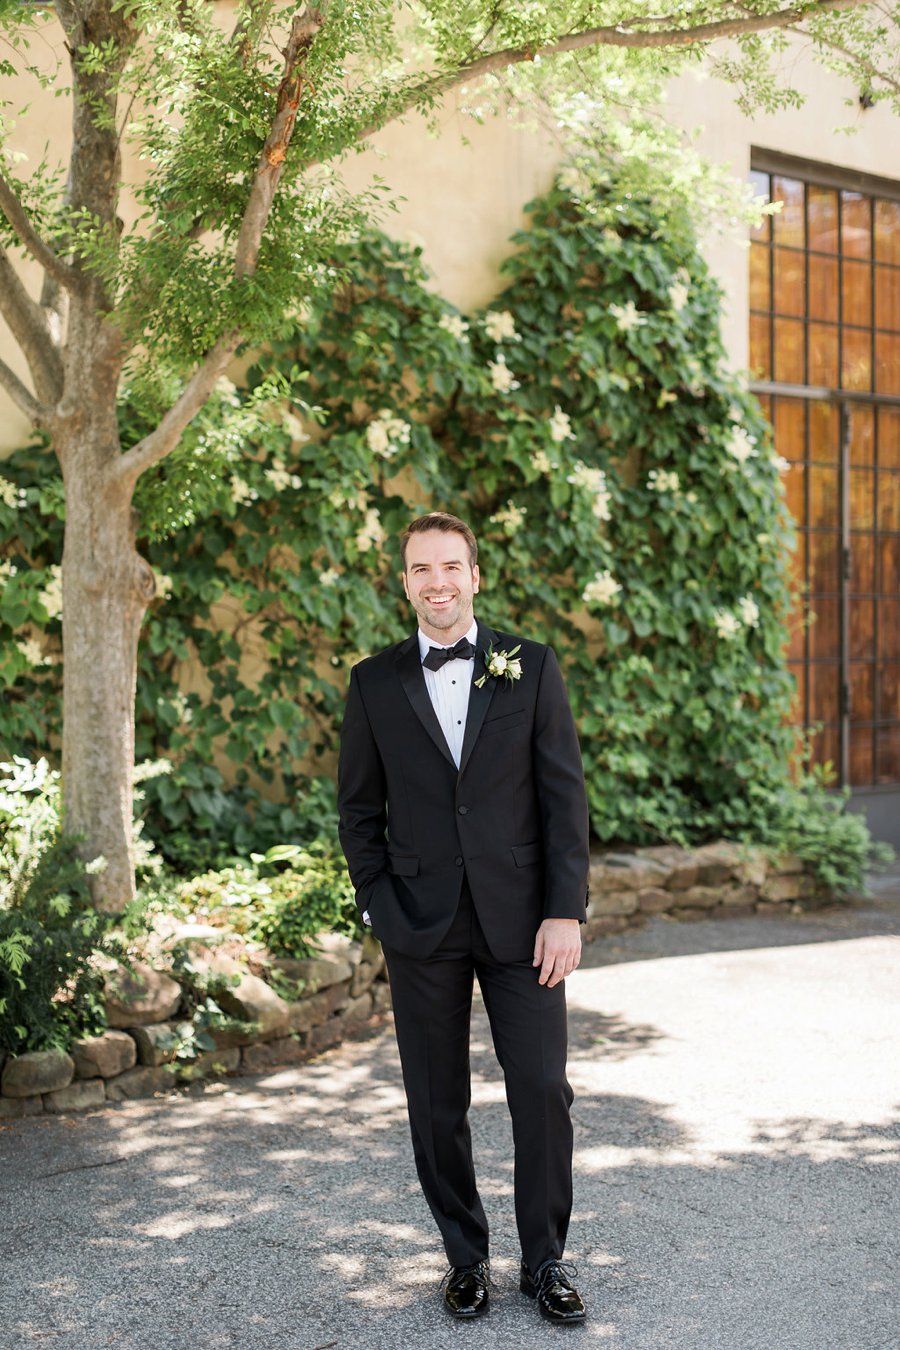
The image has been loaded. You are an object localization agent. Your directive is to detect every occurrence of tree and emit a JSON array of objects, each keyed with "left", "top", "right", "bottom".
[{"left": 0, "top": 0, "right": 896, "bottom": 909}]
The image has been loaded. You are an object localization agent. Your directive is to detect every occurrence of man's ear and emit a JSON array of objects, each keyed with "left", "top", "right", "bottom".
[
  {"left": 400, "top": 569, "right": 410, "bottom": 600},
  {"left": 472, "top": 564, "right": 480, "bottom": 594}
]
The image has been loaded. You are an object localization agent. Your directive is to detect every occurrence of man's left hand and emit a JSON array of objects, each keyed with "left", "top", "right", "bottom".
[{"left": 533, "top": 918, "right": 582, "bottom": 988}]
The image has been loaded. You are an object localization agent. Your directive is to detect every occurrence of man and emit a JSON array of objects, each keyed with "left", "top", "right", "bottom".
[{"left": 337, "top": 511, "right": 590, "bottom": 1324}]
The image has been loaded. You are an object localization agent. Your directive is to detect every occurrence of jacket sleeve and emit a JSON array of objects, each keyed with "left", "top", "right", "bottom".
[
  {"left": 533, "top": 645, "right": 590, "bottom": 921},
  {"left": 337, "top": 665, "right": 390, "bottom": 918}
]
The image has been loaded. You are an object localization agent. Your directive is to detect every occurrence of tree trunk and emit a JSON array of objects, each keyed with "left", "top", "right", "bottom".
[{"left": 57, "top": 316, "right": 154, "bottom": 911}]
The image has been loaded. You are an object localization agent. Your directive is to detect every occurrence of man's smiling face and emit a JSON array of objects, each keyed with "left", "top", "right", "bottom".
[{"left": 402, "top": 529, "right": 480, "bottom": 644}]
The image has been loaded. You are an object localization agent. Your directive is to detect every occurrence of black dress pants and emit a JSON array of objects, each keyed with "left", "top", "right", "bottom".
[{"left": 382, "top": 881, "right": 574, "bottom": 1273}]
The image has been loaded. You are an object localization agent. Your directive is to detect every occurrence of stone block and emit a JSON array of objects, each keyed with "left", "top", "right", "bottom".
[
  {"left": 371, "top": 982, "right": 393, "bottom": 1015},
  {"left": 209, "top": 1022, "right": 258, "bottom": 1049},
  {"left": 270, "top": 956, "right": 354, "bottom": 993},
  {"left": 583, "top": 915, "right": 631, "bottom": 942},
  {"left": 637, "top": 887, "right": 674, "bottom": 914},
  {"left": 104, "top": 961, "right": 183, "bottom": 1028},
  {"left": 1, "top": 1049, "right": 75, "bottom": 1098},
  {"left": 732, "top": 847, "right": 769, "bottom": 888},
  {"left": 104, "top": 1066, "right": 171, "bottom": 1101},
  {"left": 671, "top": 907, "right": 713, "bottom": 922},
  {"left": 343, "top": 993, "right": 374, "bottom": 1024},
  {"left": 0, "top": 1094, "right": 44, "bottom": 1119},
  {"left": 591, "top": 853, "right": 669, "bottom": 892},
  {"left": 691, "top": 843, "right": 738, "bottom": 886},
  {"left": 720, "top": 884, "right": 760, "bottom": 908},
  {"left": 675, "top": 885, "right": 724, "bottom": 910},
  {"left": 755, "top": 900, "right": 790, "bottom": 915},
  {"left": 287, "top": 980, "right": 351, "bottom": 1034},
  {"left": 665, "top": 860, "right": 700, "bottom": 891},
  {"left": 175, "top": 1047, "right": 241, "bottom": 1079},
  {"left": 588, "top": 890, "right": 639, "bottom": 918},
  {"left": 129, "top": 1022, "right": 185, "bottom": 1066},
  {"left": 350, "top": 961, "right": 381, "bottom": 998},
  {"left": 761, "top": 875, "right": 803, "bottom": 902},
  {"left": 43, "top": 1079, "right": 107, "bottom": 1113},
  {"left": 310, "top": 932, "right": 362, "bottom": 964},
  {"left": 70, "top": 1030, "right": 137, "bottom": 1080},
  {"left": 215, "top": 973, "right": 291, "bottom": 1040},
  {"left": 772, "top": 852, "right": 805, "bottom": 874},
  {"left": 241, "top": 1036, "right": 309, "bottom": 1073},
  {"left": 308, "top": 1019, "right": 346, "bottom": 1054}
]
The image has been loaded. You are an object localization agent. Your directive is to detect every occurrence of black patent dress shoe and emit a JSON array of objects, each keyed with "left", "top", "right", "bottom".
[
  {"left": 442, "top": 1260, "right": 491, "bottom": 1318},
  {"left": 520, "top": 1259, "right": 586, "bottom": 1324}
]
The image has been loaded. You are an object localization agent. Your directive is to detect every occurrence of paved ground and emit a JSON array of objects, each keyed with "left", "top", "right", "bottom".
[{"left": 2, "top": 869, "right": 899, "bottom": 1350}]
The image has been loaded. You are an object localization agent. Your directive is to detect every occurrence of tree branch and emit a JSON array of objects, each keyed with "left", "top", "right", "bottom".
[
  {"left": 310, "top": 0, "right": 871, "bottom": 158},
  {"left": 113, "top": 5, "right": 326, "bottom": 483},
  {"left": 110, "top": 332, "right": 239, "bottom": 485},
  {"left": 0, "top": 354, "right": 49, "bottom": 425},
  {"left": 0, "top": 249, "right": 64, "bottom": 403},
  {"left": 0, "top": 171, "right": 80, "bottom": 293}
]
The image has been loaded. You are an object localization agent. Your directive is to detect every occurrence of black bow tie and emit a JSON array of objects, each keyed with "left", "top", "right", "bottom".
[{"left": 422, "top": 637, "right": 476, "bottom": 671}]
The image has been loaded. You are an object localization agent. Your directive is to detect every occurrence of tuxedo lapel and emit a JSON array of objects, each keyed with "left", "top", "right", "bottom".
[
  {"left": 457, "top": 621, "right": 499, "bottom": 779},
  {"left": 395, "top": 634, "right": 457, "bottom": 770}
]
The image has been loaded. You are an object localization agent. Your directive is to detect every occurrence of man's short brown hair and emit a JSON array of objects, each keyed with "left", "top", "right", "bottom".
[{"left": 400, "top": 512, "right": 478, "bottom": 570}]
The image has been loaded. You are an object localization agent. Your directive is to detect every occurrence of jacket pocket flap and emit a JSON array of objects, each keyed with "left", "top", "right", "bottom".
[
  {"left": 388, "top": 854, "right": 420, "bottom": 877},
  {"left": 512, "top": 841, "right": 542, "bottom": 868}
]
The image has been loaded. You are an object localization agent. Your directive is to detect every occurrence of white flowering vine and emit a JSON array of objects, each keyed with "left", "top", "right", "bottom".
[
  {"left": 647, "top": 469, "right": 681, "bottom": 494},
  {"left": 548, "top": 405, "right": 574, "bottom": 443},
  {"left": 609, "top": 301, "right": 646, "bottom": 332},
  {"left": 365, "top": 409, "right": 411, "bottom": 460},
  {"left": 490, "top": 501, "right": 527, "bottom": 535},
  {"left": 582, "top": 570, "right": 622, "bottom": 606},
  {"left": 483, "top": 310, "right": 518, "bottom": 343},
  {"left": 488, "top": 354, "right": 520, "bottom": 394},
  {"left": 439, "top": 312, "right": 469, "bottom": 340}
]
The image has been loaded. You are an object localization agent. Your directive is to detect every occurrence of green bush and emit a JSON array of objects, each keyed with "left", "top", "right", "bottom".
[
  {"left": 173, "top": 842, "right": 360, "bottom": 959},
  {"left": 0, "top": 759, "right": 118, "bottom": 1054},
  {"left": 0, "top": 155, "right": 891, "bottom": 895}
]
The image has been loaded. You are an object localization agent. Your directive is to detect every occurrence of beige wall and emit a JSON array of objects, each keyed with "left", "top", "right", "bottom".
[{"left": 3, "top": 28, "right": 900, "bottom": 449}]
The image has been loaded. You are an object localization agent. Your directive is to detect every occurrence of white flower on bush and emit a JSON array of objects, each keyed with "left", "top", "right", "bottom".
[
  {"left": 727, "top": 427, "right": 758, "bottom": 464},
  {"left": 214, "top": 376, "right": 240, "bottom": 407},
  {"left": 282, "top": 412, "right": 309, "bottom": 444},
  {"left": 39, "top": 564, "right": 62, "bottom": 619},
  {"left": 712, "top": 609, "right": 742, "bottom": 640},
  {"left": 0, "top": 559, "right": 17, "bottom": 581},
  {"left": 366, "top": 409, "right": 411, "bottom": 459},
  {"left": 16, "top": 637, "right": 49, "bottom": 667},
  {"left": 568, "top": 463, "right": 612, "bottom": 520},
  {"left": 668, "top": 269, "right": 691, "bottom": 311},
  {"left": 756, "top": 532, "right": 770, "bottom": 545},
  {"left": 738, "top": 595, "right": 760, "bottom": 627},
  {"left": 582, "top": 570, "right": 622, "bottom": 606},
  {"left": 0, "top": 479, "right": 18, "bottom": 509},
  {"left": 548, "top": 405, "right": 574, "bottom": 443},
  {"left": 230, "top": 475, "right": 257, "bottom": 505},
  {"left": 531, "top": 450, "right": 552, "bottom": 475},
  {"left": 319, "top": 568, "right": 340, "bottom": 586},
  {"left": 490, "top": 501, "right": 527, "bottom": 535},
  {"left": 610, "top": 301, "right": 646, "bottom": 332},
  {"left": 439, "top": 312, "right": 469, "bottom": 340},
  {"left": 154, "top": 572, "right": 174, "bottom": 601},
  {"left": 488, "top": 354, "right": 520, "bottom": 394},
  {"left": 647, "top": 469, "right": 681, "bottom": 494},
  {"left": 172, "top": 693, "right": 193, "bottom": 725},
  {"left": 658, "top": 390, "right": 678, "bottom": 407},
  {"left": 356, "top": 508, "right": 385, "bottom": 553},
  {"left": 773, "top": 454, "right": 791, "bottom": 472},
  {"left": 484, "top": 310, "right": 518, "bottom": 343},
  {"left": 264, "top": 458, "right": 303, "bottom": 491},
  {"left": 558, "top": 165, "right": 591, "bottom": 197}
]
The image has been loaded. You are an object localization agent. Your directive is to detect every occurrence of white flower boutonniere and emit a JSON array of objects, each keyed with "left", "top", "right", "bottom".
[{"left": 475, "top": 643, "right": 523, "bottom": 689}]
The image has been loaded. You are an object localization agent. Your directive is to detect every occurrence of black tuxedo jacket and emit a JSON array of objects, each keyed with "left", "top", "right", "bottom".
[{"left": 337, "top": 619, "right": 590, "bottom": 963}]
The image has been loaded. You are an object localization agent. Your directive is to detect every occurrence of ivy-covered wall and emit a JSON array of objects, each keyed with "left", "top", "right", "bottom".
[{"left": 1, "top": 165, "right": 809, "bottom": 872}]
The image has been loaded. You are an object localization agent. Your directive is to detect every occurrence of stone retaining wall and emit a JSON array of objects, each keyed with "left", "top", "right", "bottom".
[{"left": 0, "top": 841, "right": 830, "bottom": 1120}]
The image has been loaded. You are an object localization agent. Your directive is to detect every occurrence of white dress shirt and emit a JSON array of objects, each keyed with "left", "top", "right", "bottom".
[{"left": 418, "top": 618, "right": 477, "bottom": 768}]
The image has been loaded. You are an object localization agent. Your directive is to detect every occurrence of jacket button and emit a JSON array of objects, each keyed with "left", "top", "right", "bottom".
[
  {"left": 455, "top": 856, "right": 463, "bottom": 866},
  {"left": 457, "top": 805, "right": 469, "bottom": 815}
]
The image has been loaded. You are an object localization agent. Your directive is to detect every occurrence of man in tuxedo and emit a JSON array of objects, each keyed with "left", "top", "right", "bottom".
[{"left": 338, "top": 511, "right": 590, "bottom": 1324}]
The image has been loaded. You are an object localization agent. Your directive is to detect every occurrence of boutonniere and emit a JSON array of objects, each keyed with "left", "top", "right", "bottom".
[{"left": 475, "top": 643, "right": 523, "bottom": 688}]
